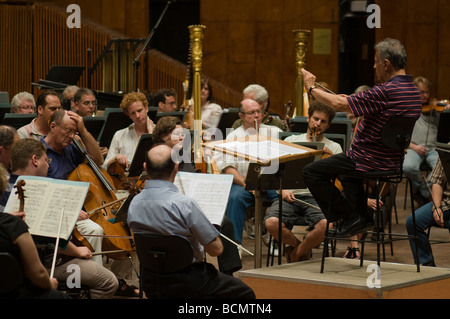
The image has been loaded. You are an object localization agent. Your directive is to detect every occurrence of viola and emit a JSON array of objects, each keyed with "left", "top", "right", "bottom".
[
  {"left": 422, "top": 99, "right": 449, "bottom": 114},
  {"left": 68, "top": 138, "right": 135, "bottom": 260},
  {"left": 282, "top": 101, "right": 293, "bottom": 132}
]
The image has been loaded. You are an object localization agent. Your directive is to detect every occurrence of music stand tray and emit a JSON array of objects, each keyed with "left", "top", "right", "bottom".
[{"left": 127, "top": 134, "right": 154, "bottom": 177}]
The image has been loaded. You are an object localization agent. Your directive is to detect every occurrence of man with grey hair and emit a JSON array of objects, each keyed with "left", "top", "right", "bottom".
[
  {"left": 10, "top": 92, "right": 36, "bottom": 114},
  {"left": 232, "top": 84, "right": 284, "bottom": 130},
  {"left": 301, "top": 38, "right": 422, "bottom": 236}
]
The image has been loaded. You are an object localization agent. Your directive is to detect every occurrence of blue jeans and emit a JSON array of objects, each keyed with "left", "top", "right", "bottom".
[
  {"left": 406, "top": 202, "right": 450, "bottom": 264},
  {"left": 226, "top": 184, "right": 277, "bottom": 243},
  {"left": 403, "top": 149, "right": 438, "bottom": 198}
]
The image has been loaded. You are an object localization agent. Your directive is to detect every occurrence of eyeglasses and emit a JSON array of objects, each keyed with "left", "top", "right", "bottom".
[
  {"left": 18, "top": 106, "right": 36, "bottom": 111},
  {"left": 81, "top": 100, "right": 98, "bottom": 106},
  {"left": 44, "top": 157, "right": 52, "bottom": 164},
  {"left": 57, "top": 124, "right": 77, "bottom": 136},
  {"left": 240, "top": 110, "right": 262, "bottom": 116}
]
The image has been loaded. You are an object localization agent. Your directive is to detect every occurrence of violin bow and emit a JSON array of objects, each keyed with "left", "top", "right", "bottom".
[{"left": 50, "top": 207, "right": 65, "bottom": 278}]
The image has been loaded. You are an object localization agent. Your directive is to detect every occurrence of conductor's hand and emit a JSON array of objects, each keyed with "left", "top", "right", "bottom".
[{"left": 301, "top": 68, "right": 316, "bottom": 91}]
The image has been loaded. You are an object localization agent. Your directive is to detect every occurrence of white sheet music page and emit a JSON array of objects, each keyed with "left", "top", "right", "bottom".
[
  {"left": 174, "top": 172, "right": 233, "bottom": 226},
  {"left": 4, "top": 176, "right": 90, "bottom": 240},
  {"left": 214, "top": 139, "right": 307, "bottom": 162}
]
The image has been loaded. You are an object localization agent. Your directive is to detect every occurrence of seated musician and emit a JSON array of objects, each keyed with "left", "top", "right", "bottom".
[
  {"left": 1, "top": 139, "right": 118, "bottom": 298},
  {"left": 0, "top": 125, "right": 20, "bottom": 175},
  {"left": 128, "top": 144, "right": 255, "bottom": 299},
  {"left": 215, "top": 99, "right": 281, "bottom": 244},
  {"left": 42, "top": 109, "right": 138, "bottom": 297},
  {"left": 17, "top": 91, "right": 62, "bottom": 141},
  {"left": 403, "top": 76, "right": 450, "bottom": 207},
  {"left": 406, "top": 148, "right": 450, "bottom": 267},
  {"left": 231, "top": 84, "right": 284, "bottom": 131},
  {"left": 152, "top": 116, "right": 243, "bottom": 275},
  {"left": 103, "top": 92, "right": 155, "bottom": 171},
  {"left": 72, "top": 88, "right": 108, "bottom": 157},
  {"left": 153, "top": 88, "right": 178, "bottom": 113},
  {"left": 264, "top": 100, "right": 341, "bottom": 263}
]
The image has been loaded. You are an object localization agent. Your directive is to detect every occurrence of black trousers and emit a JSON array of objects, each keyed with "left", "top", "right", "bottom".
[
  {"left": 217, "top": 216, "right": 242, "bottom": 275},
  {"left": 302, "top": 153, "right": 368, "bottom": 221},
  {"left": 142, "top": 262, "right": 255, "bottom": 299}
]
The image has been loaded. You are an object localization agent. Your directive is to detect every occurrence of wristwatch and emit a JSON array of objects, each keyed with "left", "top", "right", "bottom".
[{"left": 309, "top": 86, "right": 316, "bottom": 94}]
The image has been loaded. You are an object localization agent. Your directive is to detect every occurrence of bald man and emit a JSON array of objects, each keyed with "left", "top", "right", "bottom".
[{"left": 128, "top": 144, "right": 255, "bottom": 299}]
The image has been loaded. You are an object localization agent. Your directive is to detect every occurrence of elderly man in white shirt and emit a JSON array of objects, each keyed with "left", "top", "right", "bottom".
[{"left": 216, "top": 99, "right": 282, "bottom": 243}]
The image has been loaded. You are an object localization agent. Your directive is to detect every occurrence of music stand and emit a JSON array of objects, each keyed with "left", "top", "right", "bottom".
[
  {"left": 127, "top": 134, "right": 154, "bottom": 177},
  {"left": 2, "top": 113, "right": 36, "bottom": 130},
  {"left": 148, "top": 106, "right": 159, "bottom": 123},
  {"left": 437, "top": 112, "right": 450, "bottom": 144},
  {"left": 216, "top": 108, "right": 240, "bottom": 140},
  {"left": 45, "top": 66, "right": 85, "bottom": 85},
  {"left": 206, "top": 135, "right": 320, "bottom": 267},
  {"left": 97, "top": 108, "right": 132, "bottom": 147},
  {"left": 83, "top": 116, "right": 105, "bottom": 141},
  {"left": 155, "top": 111, "right": 186, "bottom": 123}
]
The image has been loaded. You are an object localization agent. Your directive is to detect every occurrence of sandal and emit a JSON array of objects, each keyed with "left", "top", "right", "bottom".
[
  {"left": 343, "top": 247, "right": 361, "bottom": 260},
  {"left": 115, "top": 279, "right": 139, "bottom": 297}
]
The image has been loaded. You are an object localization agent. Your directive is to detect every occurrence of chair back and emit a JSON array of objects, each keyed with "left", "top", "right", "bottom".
[
  {"left": 380, "top": 117, "right": 416, "bottom": 151},
  {"left": 134, "top": 234, "right": 193, "bottom": 274},
  {"left": 0, "top": 253, "right": 23, "bottom": 294}
]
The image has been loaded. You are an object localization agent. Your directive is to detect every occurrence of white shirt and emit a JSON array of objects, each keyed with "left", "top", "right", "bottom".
[
  {"left": 202, "top": 102, "right": 222, "bottom": 129},
  {"left": 284, "top": 133, "right": 343, "bottom": 156},
  {"left": 103, "top": 123, "right": 140, "bottom": 169}
]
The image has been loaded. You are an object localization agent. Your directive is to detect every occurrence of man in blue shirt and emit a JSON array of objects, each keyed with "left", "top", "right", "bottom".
[{"left": 128, "top": 144, "right": 255, "bottom": 299}]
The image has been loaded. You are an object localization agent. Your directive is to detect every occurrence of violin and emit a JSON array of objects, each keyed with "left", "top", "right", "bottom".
[
  {"left": 68, "top": 138, "right": 135, "bottom": 260},
  {"left": 422, "top": 99, "right": 449, "bottom": 114},
  {"left": 282, "top": 101, "right": 293, "bottom": 132}
]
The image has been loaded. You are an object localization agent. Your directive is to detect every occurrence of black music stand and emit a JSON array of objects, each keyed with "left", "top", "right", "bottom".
[
  {"left": 245, "top": 156, "right": 316, "bottom": 266},
  {"left": 217, "top": 108, "right": 240, "bottom": 140},
  {"left": 97, "top": 108, "right": 133, "bottom": 147},
  {"left": 155, "top": 111, "right": 186, "bottom": 123},
  {"left": 2, "top": 113, "right": 36, "bottom": 130},
  {"left": 437, "top": 112, "right": 450, "bottom": 144},
  {"left": 127, "top": 134, "right": 154, "bottom": 177},
  {"left": 83, "top": 116, "right": 105, "bottom": 141},
  {"left": 45, "top": 65, "right": 85, "bottom": 85},
  {"left": 148, "top": 106, "right": 159, "bottom": 123}
]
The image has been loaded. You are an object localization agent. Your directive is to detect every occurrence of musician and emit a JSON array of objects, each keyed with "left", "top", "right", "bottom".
[
  {"left": 0, "top": 125, "right": 20, "bottom": 174},
  {"left": 406, "top": 149, "right": 450, "bottom": 267},
  {"left": 10, "top": 91, "right": 36, "bottom": 114},
  {"left": 17, "top": 91, "right": 62, "bottom": 141},
  {"left": 0, "top": 163, "right": 70, "bottom": 299},
  {"left": 185, "top": 79, "right": 223, "bottom": 130},
  {"left": 73, "top": 88, "right": 97, "bottom": 117},
  {"left": 403, "top": 77, "right": 450, "bottom": 207},
  {"left": 301, "top": 38, "right": 422, "bottom": 237},
  {"left": 43, "top": 109, "right": 103, "bottom": 180},
  {"left": 264, "top": 100, "right": 340, "bottom": 263},
  {"left": 43, "top": 109, "right": 138, "bottom": 297},
  {"left": 152, "top": 116, "right": 243, "bottom": 276},
  {"left": 61, "top": 85, "right": 80, "bottom": 111},
  {"left": 128, "top": 144, "right": 255, "bottom": 299},
  {"left": 103, "top": 92, "right": 155, "bottom": 171},
  {"left": 215, "top": 99, "right": 281, "bottom": 243},
  {"left": 153, "top": 88, "right": 178, "bottom": 113},
  {"left": 231, "top": 84, "right": 284, "bottom": 131},
  {"left": 0, "top": 139, "right": 118, "bottom": 298}
]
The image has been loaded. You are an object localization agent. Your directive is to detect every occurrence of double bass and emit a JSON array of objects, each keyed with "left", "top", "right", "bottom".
[{"left": 68, "top": 138, "right": 135, "bottom": 260}]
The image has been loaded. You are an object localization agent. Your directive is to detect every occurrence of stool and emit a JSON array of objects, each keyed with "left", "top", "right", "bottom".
[{"left": 320, "top": 117, "right": 421, "bottom": 273}]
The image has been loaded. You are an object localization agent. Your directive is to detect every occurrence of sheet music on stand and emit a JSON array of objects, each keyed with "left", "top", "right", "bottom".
[{"left": 174, "top": 171, "right": 233, "bottom": 226}]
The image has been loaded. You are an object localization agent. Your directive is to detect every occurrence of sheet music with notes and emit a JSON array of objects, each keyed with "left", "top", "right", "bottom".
[
  {"left": 4, "top": 176, "right": 90, "bottom": 240},
  {"left": 174, "top": 172, "right": 233, "bottom": 226}
]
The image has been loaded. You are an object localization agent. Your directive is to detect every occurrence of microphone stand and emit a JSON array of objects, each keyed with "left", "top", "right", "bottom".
[{"left": 133, "top": 0, "right": 173, "bottom": 92}]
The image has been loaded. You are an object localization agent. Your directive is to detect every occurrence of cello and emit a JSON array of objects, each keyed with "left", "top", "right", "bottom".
[{"left": 68, "top": 138, "right": 135, "bottom": 260}]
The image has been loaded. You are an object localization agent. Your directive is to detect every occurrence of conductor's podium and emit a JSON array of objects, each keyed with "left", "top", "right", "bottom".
[{"left": 238, "top": 257, "right": 450, "bottom": 299}]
